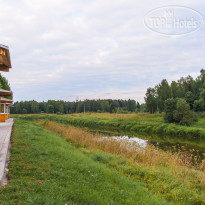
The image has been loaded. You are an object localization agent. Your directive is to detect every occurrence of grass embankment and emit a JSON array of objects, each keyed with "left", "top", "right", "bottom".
[
  {"left": 38, "top": 120, "right": 205, "bottom": 205},
  {"left": 14, "top": 113, "right": 205, "bottom": 140},
  {"left": 0, "top": 119, "right": 169, "bottom": 205}
]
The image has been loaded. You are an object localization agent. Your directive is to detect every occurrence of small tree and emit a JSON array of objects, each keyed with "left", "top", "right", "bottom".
[
  {"left": 164, "top": 98, "right": 177, "bottom": 123},
  {"left": 144, "top": 88, "right": 157, "bottom": 113}
]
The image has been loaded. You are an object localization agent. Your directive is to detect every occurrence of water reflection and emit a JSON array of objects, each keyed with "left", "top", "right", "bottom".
[
  {"left": 103, "top": 135, "right": 204, "bottom": 162},
  {"left": 104, "top": 136, "right": 148, "bottom": 148}
]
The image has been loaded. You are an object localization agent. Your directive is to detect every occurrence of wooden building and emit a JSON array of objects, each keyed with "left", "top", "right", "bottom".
[
  {"left": 0, "top": 45, "right": 13, "bottom": 122},
  {"left": 0, "top": 97, "right": 13, "bottom": 122},
  {"left": 0, "top": 44, "right": 12, "bottom": 72}
]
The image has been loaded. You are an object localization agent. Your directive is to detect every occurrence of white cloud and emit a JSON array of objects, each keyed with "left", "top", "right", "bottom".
[{"left": 0, "top": 0, "right": 204, "bottom": 103}]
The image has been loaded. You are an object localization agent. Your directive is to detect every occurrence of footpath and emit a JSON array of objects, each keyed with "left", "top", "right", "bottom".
[{"left": 0, "top": 118, "right": 13, "bottom": 186}]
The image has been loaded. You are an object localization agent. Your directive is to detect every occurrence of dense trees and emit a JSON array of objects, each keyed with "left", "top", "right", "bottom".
[
  {"left": 0, "top": 74, "right": 11, "bottom": 91},
  {"left": 0, "top": 74, "right": 11, "bottom": 100},
  {"left": 164, "top": 98, "right": 177, "bottom": 123},
  {"left": 157, "top": 79, "right": 172, "bottom": 112},
  {"left": 144, "top": 88, "right": 157, "bottom": 113},
  {"left": 11, "top": 99, "right": 140, "bottom": 114},
  {"left": 145, "top": 69, "right": 205, "bottom": 114}
]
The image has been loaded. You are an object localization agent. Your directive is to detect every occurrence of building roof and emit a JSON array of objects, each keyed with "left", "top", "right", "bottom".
[
  {"left": 0, "top": 45, "right": 12, "bottom": 72},
  {"left": 0, "top": 89, "right": 13, "bottom": 96},
  {"left": 0, "top": 97, "right": 13, "bottom": 103}
]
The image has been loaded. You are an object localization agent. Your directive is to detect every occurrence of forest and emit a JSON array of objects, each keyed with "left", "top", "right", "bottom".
[
  {"left": 145, "top": 69, "right": 205, "bottom": 113},
  {"left": 10, "top": 99, "right": 140, "bottom": 114}
]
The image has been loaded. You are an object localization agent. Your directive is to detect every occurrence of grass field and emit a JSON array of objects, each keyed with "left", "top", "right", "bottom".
[
  {"left": 1, "top": 118, "right": 205, "bottom": 204},
  {"left": 0, "top": 119, "right": 170, "bottom": 205}
]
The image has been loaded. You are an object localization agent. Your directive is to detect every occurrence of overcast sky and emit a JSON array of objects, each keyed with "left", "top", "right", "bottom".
[{"left": 1, "top": 0, "right": 204, "bottom": 103}]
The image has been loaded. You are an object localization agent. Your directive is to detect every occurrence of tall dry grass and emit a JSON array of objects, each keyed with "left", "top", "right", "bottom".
[{"left": 38, "top": 120, "right": 205, "bottom": 184}]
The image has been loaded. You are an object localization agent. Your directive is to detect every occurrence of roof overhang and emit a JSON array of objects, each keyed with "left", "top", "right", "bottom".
[
  {"left": 0, "top": 66, "right": 9, "bottom": 72},
  {"left": 0, "top": 89, "right": 13, "bottom": 96},
  {"left": 0, "top": 97, "right": 13, "bottom": 103}
]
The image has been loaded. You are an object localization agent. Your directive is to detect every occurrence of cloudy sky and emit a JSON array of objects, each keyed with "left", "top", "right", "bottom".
[{"left": 0, "top": 0, "right": 204, "bottom": 103}]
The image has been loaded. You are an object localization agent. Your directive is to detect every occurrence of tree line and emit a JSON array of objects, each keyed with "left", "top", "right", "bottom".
[
  {"left": 144, "top": 69, "right": 205, "bottom": 125},
  {"left": 145, "top": 69, "right": 205, "bottom": 113},
  {"left": 11, "top": 99, "right": 142, "bottom": 114}
]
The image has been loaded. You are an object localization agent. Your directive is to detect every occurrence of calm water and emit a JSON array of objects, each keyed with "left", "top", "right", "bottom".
[{"left": 103, "top": 135, "right": 205, "bottom": 162}]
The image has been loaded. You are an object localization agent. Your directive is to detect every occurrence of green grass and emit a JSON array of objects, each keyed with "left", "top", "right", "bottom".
[
  {"left": 0, "top": 119, "right": 169, "bottom": 205},
  {"left": 82, "top": 150, "right": 205, "bottom": 205},
  {"left": 39, "top": 120, "right": 205, "bottom": 205}
]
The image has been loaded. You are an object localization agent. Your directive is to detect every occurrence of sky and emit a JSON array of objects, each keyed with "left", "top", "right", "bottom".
[{"left": 0, "top": 0, "right": 205, "bottom": 103}]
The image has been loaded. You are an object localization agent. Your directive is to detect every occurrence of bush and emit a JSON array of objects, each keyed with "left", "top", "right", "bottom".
[
  {"left": 56, "top": 112, "right": 63, "bottom": 115},
  {"left": 173, "top": 99, "right": 198, "bottom": 126},
  {"left": 165, "top": 98, "right": 198, "bottom": 126}
]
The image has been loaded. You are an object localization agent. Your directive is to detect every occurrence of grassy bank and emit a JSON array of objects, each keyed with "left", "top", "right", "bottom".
[
  {"left": 38, "top": 120, "right": 205, "bottom": 205},
  {"left": 0, "top": 119, "right": 169, "bottom": 205},
  {"left": 14, "top": 113, "right": 205, "bottom": 140}
]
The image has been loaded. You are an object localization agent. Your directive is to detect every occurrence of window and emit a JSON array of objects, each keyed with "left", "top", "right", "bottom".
[{"left": 0, "top": 104, "right": 4, "bottom": 113}]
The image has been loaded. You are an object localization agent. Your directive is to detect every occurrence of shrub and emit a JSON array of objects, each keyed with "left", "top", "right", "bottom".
[
  {"left": 173, "top": 99, "right": 198, "bottom": 126},
  {"left": 57, "top": 112, "right": 63, "bottom": 115},
  {"left": 165, "top": 98, "right": 198, "bottom": 126}
]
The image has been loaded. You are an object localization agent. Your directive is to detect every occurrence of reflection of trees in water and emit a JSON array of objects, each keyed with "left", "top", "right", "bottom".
[{"left": 148, "top": 141, "right": 204, "bottom": 163}]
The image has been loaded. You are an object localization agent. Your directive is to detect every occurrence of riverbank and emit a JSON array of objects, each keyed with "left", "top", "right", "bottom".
[
  {"left": 14, "top": 113, "right": 205, "bottom": 139},
  {"left": 0, "top": 119, "right": 170, "bottom": 204},
  {"left": 13, "top": 113, "right": 205, "bottom": 146},
  {"left": 37, "top": 119, "right": 205, "bottom": 204}
]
